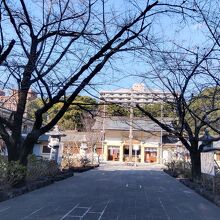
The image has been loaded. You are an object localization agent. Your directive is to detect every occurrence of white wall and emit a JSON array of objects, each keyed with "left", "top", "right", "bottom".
[{"left": 33, "top": 144, "right": 41, "bottom": 156}]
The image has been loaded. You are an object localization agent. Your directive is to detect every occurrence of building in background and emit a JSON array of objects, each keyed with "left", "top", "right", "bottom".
[
  {"left": 92, "top": 116, "right": 180, "bottom": 163},
  {"left": 33, "top": 130, "right": 101, "bottom": 167},
  {"left": 0, "top": 89, "right": 37, "bottom": 111},
  {"left": 0, "top": 88, "right": 37, "bottom": 155},
  {"left": 99, "top": 83, "right": 175, "bottom": 163},
  {"left": 0, "top": 106, "right": 35, "bottom": 155},
  {"left": 100, "top": 83, "right": 173, "bottom": 104}
]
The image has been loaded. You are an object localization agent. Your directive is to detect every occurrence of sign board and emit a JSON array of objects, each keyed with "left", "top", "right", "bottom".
[
  {"left": 133, "top": 144, "right": 140, "bottom": 151},
  {"left": 201, "top": 152, "right": 215, "bottom": 176}
]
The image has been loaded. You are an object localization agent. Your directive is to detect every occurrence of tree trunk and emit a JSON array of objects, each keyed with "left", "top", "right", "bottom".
[
  {"left": 6, "top": 133, "right": 39, "bottom": 188},
  {"left": 19, "top": 137, "right": 37, "bottom": 166},
  {"left": 190, "top": 149, "right": 201, "bottom": 180},
  {"left": 7, "top": 145, "right": 19, "bottom": 162}
]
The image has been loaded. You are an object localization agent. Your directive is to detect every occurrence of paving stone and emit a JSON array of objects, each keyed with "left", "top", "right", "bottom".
[
  {"left": 83, "top": 212, "right": 101, "bottom": 220},
  {"left": 0, "top": 164, "right": 219, "bottom": 220}
]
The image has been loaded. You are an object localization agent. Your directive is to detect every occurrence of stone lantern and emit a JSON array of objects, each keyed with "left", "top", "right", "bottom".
[
  {"left": 46, "top": 125, "right": 66, "bottom": 163},
  {"left": 199, "top": 129, "right": 220, "bottom": 152},
  {"left": 80, "top": 135, "right": 88, "bottom": 158}
]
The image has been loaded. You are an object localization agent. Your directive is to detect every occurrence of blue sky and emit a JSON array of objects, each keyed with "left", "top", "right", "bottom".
[
  {"left": 0, "top": 0, "right": 211, "bottom": 99},
  {"left": 86, "top": 0, "right": 209, "bottom": 96}
]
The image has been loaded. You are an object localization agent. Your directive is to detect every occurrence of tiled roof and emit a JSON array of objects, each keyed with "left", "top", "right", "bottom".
[
  {"left": 38, "top": 134, "right": 49, "bottom": 142},
  {"left": 62, "top": 131, "right": 101, "bottom": 142},
  {"left": 38, "top": 130, "right": 101, "bottom": 143},
  {"left": 92, "top": 116, "right": 172, "bottom": 132}
]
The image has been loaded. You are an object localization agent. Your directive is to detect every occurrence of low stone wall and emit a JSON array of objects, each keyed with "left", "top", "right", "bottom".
[
  {"left": 0, "top": 170, "right": 73, "bottom": 202},
  {"left": 0, "top": 164, "right": 99, "bottom": 203},
  {"left": 69, "top": 164, "right": 99, "bottom": 173},
  {"left": 164, "top": 169, "right": 220, "bottom": 207},
  {"left": 179, "top": 178, "right": 220, "bottom": 207}
]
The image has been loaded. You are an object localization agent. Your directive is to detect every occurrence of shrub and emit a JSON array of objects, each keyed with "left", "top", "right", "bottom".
[
  {"left": 0, "top": 155, "right": 61, "bottom": 189},
  {"left": 7, "top": 161, "right": 27, "bottom": 187},
  {"left": 165, "top": 160, "right": 191, "bottom": 178},
  {"left": 0, "top": 156, "right": 8, "bottom": 187},
  {"left": 61, "top": 154, "right": 91, "bottom": 169},
  {"left": 80, "top": 157, "right": 91, "bottom": 167},
  {"left": 27, "top": 154, "right": 60, "bottom": 180},
  {"left": 0, "top": 156, "right": 26, "bottom": 188}
]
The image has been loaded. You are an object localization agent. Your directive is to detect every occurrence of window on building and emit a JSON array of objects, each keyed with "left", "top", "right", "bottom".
[
  {"left": 42, "top": 145, "right": 51, "bottom": 153},
  {"left": 23, "top": 125, "right": 28, "bottom": 133}
]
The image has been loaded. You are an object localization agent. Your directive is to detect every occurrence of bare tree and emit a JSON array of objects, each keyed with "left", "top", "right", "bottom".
[
  {"left": 134, "top": 0, "right": 220, "bottom": 180},
  {"left": 136, "top": 32, "right": 220, "bottom": 179},
  {"left": 0, "top": 3, "right": 15, "bottom": 65},
  {"left": 0, "top": 0, "right": 193, "bottom": 167}
]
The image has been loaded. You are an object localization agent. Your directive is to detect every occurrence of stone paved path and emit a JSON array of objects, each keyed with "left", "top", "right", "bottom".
[{"left": 0, "top": 163, "right": 220, "bottom": 220}]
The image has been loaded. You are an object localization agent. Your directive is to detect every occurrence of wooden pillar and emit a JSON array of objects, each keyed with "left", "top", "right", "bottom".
[
  {"left": 104, "top": 144, "right": 108, "bottom": 161},
  {"left": 141, "top": 145, "right": 145, "bottom": 163},
  {"left": 157, "top": 147, "right": 160, "bottom": 163},
  {"left": 119, "top": 144, "right": 124, "bottom": 162}
]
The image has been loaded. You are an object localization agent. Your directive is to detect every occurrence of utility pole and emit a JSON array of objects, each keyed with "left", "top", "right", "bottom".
[
  {"left": 129, "top": 90, "right": 134, "bottom": 162},
  {"left": 159, "top": 101, "right": 163, "bottom": 163},
  {"left": 101, "top": 103, "right": 106, "bottom": 161}
]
